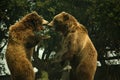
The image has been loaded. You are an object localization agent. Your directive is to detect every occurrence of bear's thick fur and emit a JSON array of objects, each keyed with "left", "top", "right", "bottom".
[
  {"left": 48, "top": 12, "right": 98, "bottom": 80},
  {"left": 6, "top": 12, "right": 48, "bottom": 80}
]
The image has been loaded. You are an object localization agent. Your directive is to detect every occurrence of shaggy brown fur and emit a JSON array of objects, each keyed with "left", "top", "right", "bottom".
[
  {"left": 6, "top": 12, "right": 48, "bottom": 80},
  {"left": 48, "top": 12, "right": 98, "bottom": 80}
]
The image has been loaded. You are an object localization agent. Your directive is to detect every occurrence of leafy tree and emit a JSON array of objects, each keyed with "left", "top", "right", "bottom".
[{"left": 86, "top": 0, "right": 120, "bottom": 65}]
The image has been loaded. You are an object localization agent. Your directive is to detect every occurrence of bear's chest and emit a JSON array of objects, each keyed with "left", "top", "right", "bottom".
[{"left": 61, "top": 37, "right": 69, "bottom": 51}]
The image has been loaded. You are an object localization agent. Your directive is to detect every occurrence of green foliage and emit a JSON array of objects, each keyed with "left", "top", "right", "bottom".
[
  {"left": 0, "top": 0, "right": 31, "bottom": 26},
  {"left": 89, "top": 0, "right": 120, "bottom": 53}
]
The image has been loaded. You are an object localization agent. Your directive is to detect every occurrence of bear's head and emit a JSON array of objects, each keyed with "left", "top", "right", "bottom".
[
  {"left": 21, "top": 11, "right": 48, "bottom": 31},
  {"left": 9, "top": 12, "right": 49, "bottom": 45},
  {"left": 48, "top": 12, "right": 78, "bottom": 35}
]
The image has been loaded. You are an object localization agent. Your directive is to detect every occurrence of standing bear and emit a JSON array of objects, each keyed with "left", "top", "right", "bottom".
[
  {"left": 6, "top": 12, "right": 48, "bottom": 80},
  {"left": 48, "top": 12, "right": 98, "bottom": 80}
]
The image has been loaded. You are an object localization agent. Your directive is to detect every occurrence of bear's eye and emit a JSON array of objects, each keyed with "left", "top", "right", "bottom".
[
  {"left": 54, "top": 19, "right": 62, "bottom": 25},
  {"left": 37, "top": 19, "right": 42, "bottom": 25},
  {"left": 54, "top": 19, "right": 58, "bottom": 23}
]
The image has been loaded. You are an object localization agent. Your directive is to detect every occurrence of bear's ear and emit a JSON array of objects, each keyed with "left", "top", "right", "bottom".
[
  {"left": 27, "top": 11, "right": 39, "bottom": 18},
  {"left": 31, "top": 11, "right": 38, "bottom": 15},
  {"left": 63, "top": 13, "right": 69, "bottom": 21}
]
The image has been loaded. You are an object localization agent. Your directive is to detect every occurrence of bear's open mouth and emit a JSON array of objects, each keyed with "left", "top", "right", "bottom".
[{"left": 38, "top": 26, "right": 44, "bottom": 30}]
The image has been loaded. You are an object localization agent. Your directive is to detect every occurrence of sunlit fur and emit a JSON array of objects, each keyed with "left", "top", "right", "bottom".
[
  {"left": 6, "top": 12, "right": 48, "bottom": 80},
  {"left": 48, "top": 12, "right": 97, "bottom": 80}
]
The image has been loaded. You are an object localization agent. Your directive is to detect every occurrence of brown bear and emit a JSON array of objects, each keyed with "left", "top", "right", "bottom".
[
  {"left": 6, "top": 12, "right": 48, "bottom": 80},
  {"left": 48, "top": 12, "right": 98, "bottom": 80}
]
